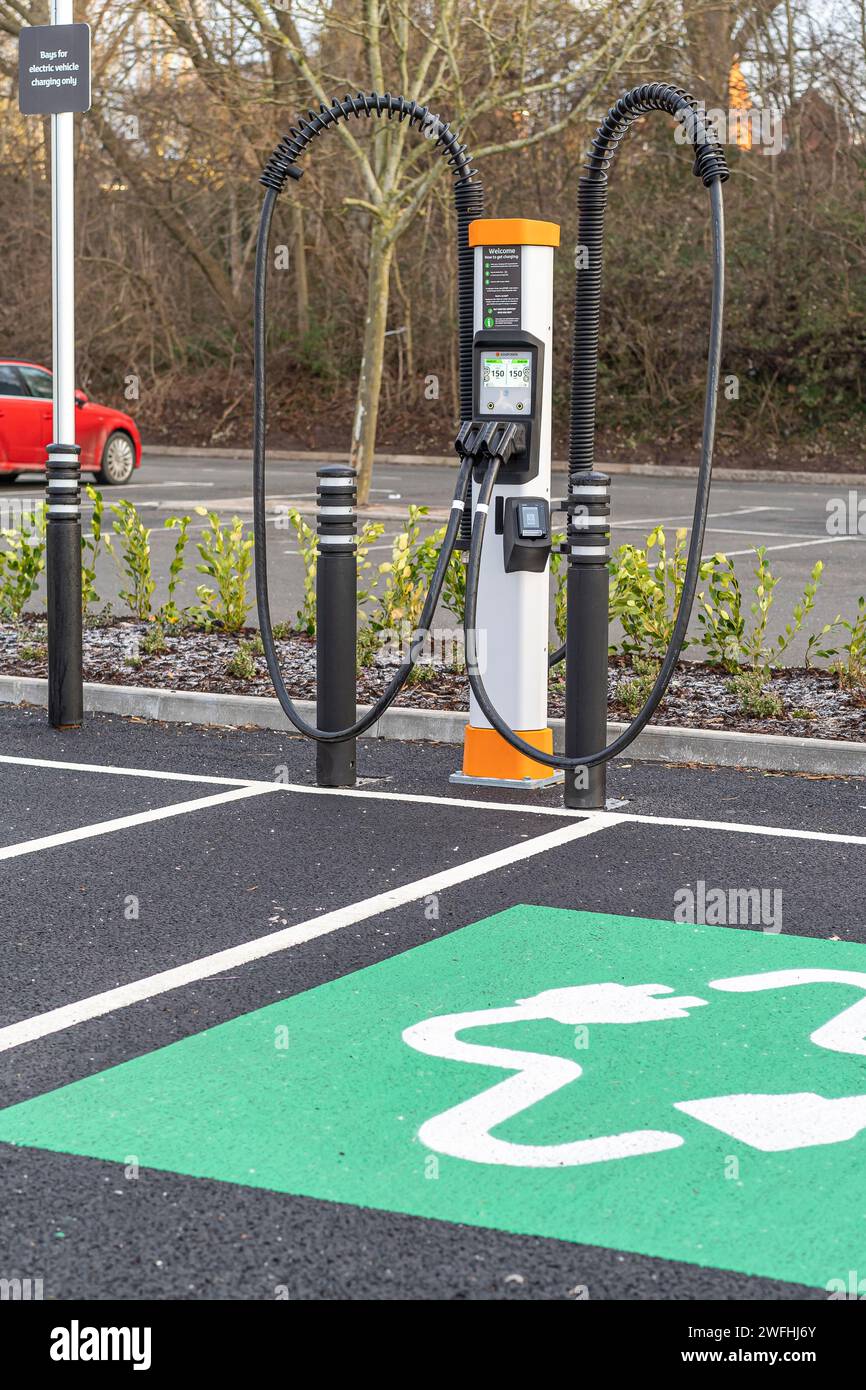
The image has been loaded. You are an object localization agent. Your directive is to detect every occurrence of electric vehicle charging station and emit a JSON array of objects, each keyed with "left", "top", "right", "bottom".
[
  {"left": 253, "top": 84, "right": 728, "bottom": 813},
  {"left": 12, "top": 71, "right": 866, "bottom": 1318},
  {"left": 451, "top": 218, "right": 561, "bottom": 791}
]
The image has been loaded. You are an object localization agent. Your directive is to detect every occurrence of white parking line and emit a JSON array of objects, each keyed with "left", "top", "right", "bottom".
[
  {"left": 268, "top": 781, "right": 590, "bottom": 817},
  {"left": 1, "top": 747, "right": 862, "bottom": 1053},
  {"left": 615, "top": 525, "right": 824, "bottom": 540},
  {"left": 0, "top": 753, "right": 250, "bottom": 788},
  {"left": 283, "top": 543, "right": 395, "bottom": 556},
  {"left": 0, "top": 751, "right": 590, "bottom": 817},
  {"left": 612, "top": 506, "right": 789, "bottom": 527},
  {"left": 0, "top": 784, "right": 275, "bottom": 862},
  {"left": 0, "top": 815, "right": 613, "bottom": 1052},
  {"left": 264, "top": 786, "right": 866, "bottom": 844},
  {"left": 723, "top": 536, "right": 859, "bottom": 558},
  {"left": 699, "top": 528, "right": 822, "bottom": 539},
  {"left": 2, "top": 754, "right": 864, "bottom": 839},
  {"left": 614, "top": 810, "right": 866, "bottom": 847}
]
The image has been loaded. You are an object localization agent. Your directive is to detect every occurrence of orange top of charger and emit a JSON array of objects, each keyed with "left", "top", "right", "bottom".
[{"left": 468, "top": 218, "right": 560, "bottom": 248}]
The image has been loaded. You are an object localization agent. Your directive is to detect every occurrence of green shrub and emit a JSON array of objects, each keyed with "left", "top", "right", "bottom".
[
  {"left": 698, "top": 548, "right": 828, "bottom": 675},
  {"left": 160, "top": 514, "right": 191, "bottom": 625},
  {"left": 189, "top": 509, "right": 253, "bottom": 633},
  {"left": 17, "top": 619, "right": 47, "bottom": 661},
  {"left": 83, "top": 602, "right": 114, "bottom": 630},
  {"left": 441, "top": 545, "right": 468, "bottom": 628},
  {"left": 285, "top": 507, "right": 383, "bottom": 637},
  {"left": 356, "top": 621, "right": 381, "bottom": 674},
  {"left": 609, "top": 527, "right": 697, "bottom": 660},
  {"left": 0, "top": 503, "right": 46, "bottom": 621},
  {"left": 285, "top": 509, "right": 318, "bottom": 636},
  {"left": 140, "top": 622, "right": 168, "bottom": 656},
  {"left": 549, "top": 532, "right": 567, "bottom": 645},
  {"left": 416, "top": 523, "right": 469, "bottom": 627},
  {"left": 728, "top": 668, "right": 785, "bottom": 719},
  {"left": 105, "top": 499, "right": 155, "bottom": 619},
  {"left": 371, "top": 505, "right": 438, "bottom": 638},
  {"left": 81, "top": 486, "right": 105, "bottom": 616},
  {"left": 226, "top": 639, "right": 258, "bottom": 680},
  {"left": 833, "top": 595, "right": 866, "bottom": 693},
  {"left": 406, "top": 660, "right": 438, "bottom": 686},
  {"left": 693, "top": 552, "right": 744, "bottom": 668},
  {"left": 615, "top": 654, "right": 661, "bottom": 717}
]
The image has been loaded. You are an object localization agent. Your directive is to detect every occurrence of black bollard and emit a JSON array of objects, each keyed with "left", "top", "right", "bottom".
[
  {"left": 563, "top": 469, "right": 611, "bottom": 809},
  {"left": 46, "top": 441, "right": 84, "bottom": 728},
  {"left": 315, "top": 465, "right": 357, "bottom": 787}
]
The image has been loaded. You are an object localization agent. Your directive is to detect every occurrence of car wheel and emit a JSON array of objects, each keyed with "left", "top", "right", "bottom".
[
  {"left": 98, "top": 431, "right": 136, "bottom": 485},
  {"left": 0, "top": 472, "right": 19, "bottom": 485}
]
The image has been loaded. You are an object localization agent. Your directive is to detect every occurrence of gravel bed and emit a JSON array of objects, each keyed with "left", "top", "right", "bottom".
[{"left": 2, "top": 617, "right": 864, "bottom": 742}]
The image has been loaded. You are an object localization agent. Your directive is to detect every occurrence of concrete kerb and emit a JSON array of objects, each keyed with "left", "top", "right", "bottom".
[{"left": 1, "top": 675, "right": 864, "bottom": 778}]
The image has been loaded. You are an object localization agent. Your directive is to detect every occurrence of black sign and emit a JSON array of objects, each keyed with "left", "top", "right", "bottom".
[
  {"left": 18, "top": 23, "right": 91, "bottom": 116},
  {"left": 481, "top": 246, "right": 522, "bottom": 329}
]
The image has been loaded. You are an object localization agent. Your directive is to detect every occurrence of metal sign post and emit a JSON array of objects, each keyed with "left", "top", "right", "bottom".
[{"left": 19, "top": 7, "right": 91, "bottom": 727}]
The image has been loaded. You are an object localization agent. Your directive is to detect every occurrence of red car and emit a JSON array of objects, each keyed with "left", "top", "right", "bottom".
[{"left": 0, "top": 359, "right": 141, "bottom": 485}]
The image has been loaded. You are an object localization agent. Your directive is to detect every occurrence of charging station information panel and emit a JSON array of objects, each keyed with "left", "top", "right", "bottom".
[
  {"left": 481, "top": 246, "right": 522, "bottom": 328},
  {"left": 18, "top": 23, "right": 91, "bottom": 116}
]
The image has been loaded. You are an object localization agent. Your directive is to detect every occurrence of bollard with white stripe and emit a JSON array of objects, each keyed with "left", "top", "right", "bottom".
[
  {"left": 564, "top": 469, "right": 611, "bottom": 808},
  {"left": 45, "top": 441, "right": 83, "bottom": 727},
  {"left": 315, "top": 466, "right": 358, "bottom": 787}
]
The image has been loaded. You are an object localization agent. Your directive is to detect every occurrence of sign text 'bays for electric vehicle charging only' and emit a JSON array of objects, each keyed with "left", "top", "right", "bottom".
[{"left": 18, "top": 24, "right": 91, "bottom": 116}]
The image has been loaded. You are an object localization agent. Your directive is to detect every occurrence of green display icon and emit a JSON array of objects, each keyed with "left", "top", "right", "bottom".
[
  {"left": 2, "top": 907, "right": 866, "bottom": 1290},
  {"left": 484, "top": 314, "right": 495, "bottom": 328}
]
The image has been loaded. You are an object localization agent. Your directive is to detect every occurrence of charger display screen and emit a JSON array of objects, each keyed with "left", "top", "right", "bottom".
[{"left": 478, "top": 350, "right": 533, "bottom": 415}]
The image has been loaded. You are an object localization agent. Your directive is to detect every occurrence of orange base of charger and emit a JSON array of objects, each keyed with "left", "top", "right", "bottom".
[{"left": 454, "top": 724, "right": 560, "bottom": 787}]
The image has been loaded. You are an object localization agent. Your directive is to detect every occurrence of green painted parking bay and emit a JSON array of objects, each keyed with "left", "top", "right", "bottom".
[{"left": 2, "top": 908, "right": 866, "bottom": 1290}]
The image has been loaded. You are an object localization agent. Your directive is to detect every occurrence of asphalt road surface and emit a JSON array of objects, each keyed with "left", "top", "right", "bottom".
[
  {"left": 1, "top": 707, "right": 865, "bottom": 1301},
  {"left": 2, "top": 452, "right": 864, "bottom": 660}
]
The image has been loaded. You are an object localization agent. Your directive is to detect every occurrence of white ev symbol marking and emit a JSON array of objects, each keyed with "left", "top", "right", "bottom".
[
  {"left": 675, "top": 968, "right": 866, "bottom": 1151},
  {"left": 402, "top": 983, "right": 707, "bottom": 1167},
  {"left": 404, "top": 968, "right": 866, "bottom": 1166}
]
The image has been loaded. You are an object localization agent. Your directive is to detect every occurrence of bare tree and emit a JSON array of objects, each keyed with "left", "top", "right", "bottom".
[
  {"left": 138, "top": 0, "right": 662, "bottom": 500},
  {"left": 1, "top": 0, "right": 862, "bottom": 474}
]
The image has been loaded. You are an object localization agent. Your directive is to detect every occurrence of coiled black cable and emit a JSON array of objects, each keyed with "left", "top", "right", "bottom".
[
  {"left": 260, "top": 92, "right": 482, "bottom": 421},
  {"left": 570, "top": 82, "right": 727, "bottom": 475},
  {"left": 254, "top": 93, "right": 483, "bottom": 742},
  {"left": 464, "top": 85, "right": 728, "bottom": 771}
]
